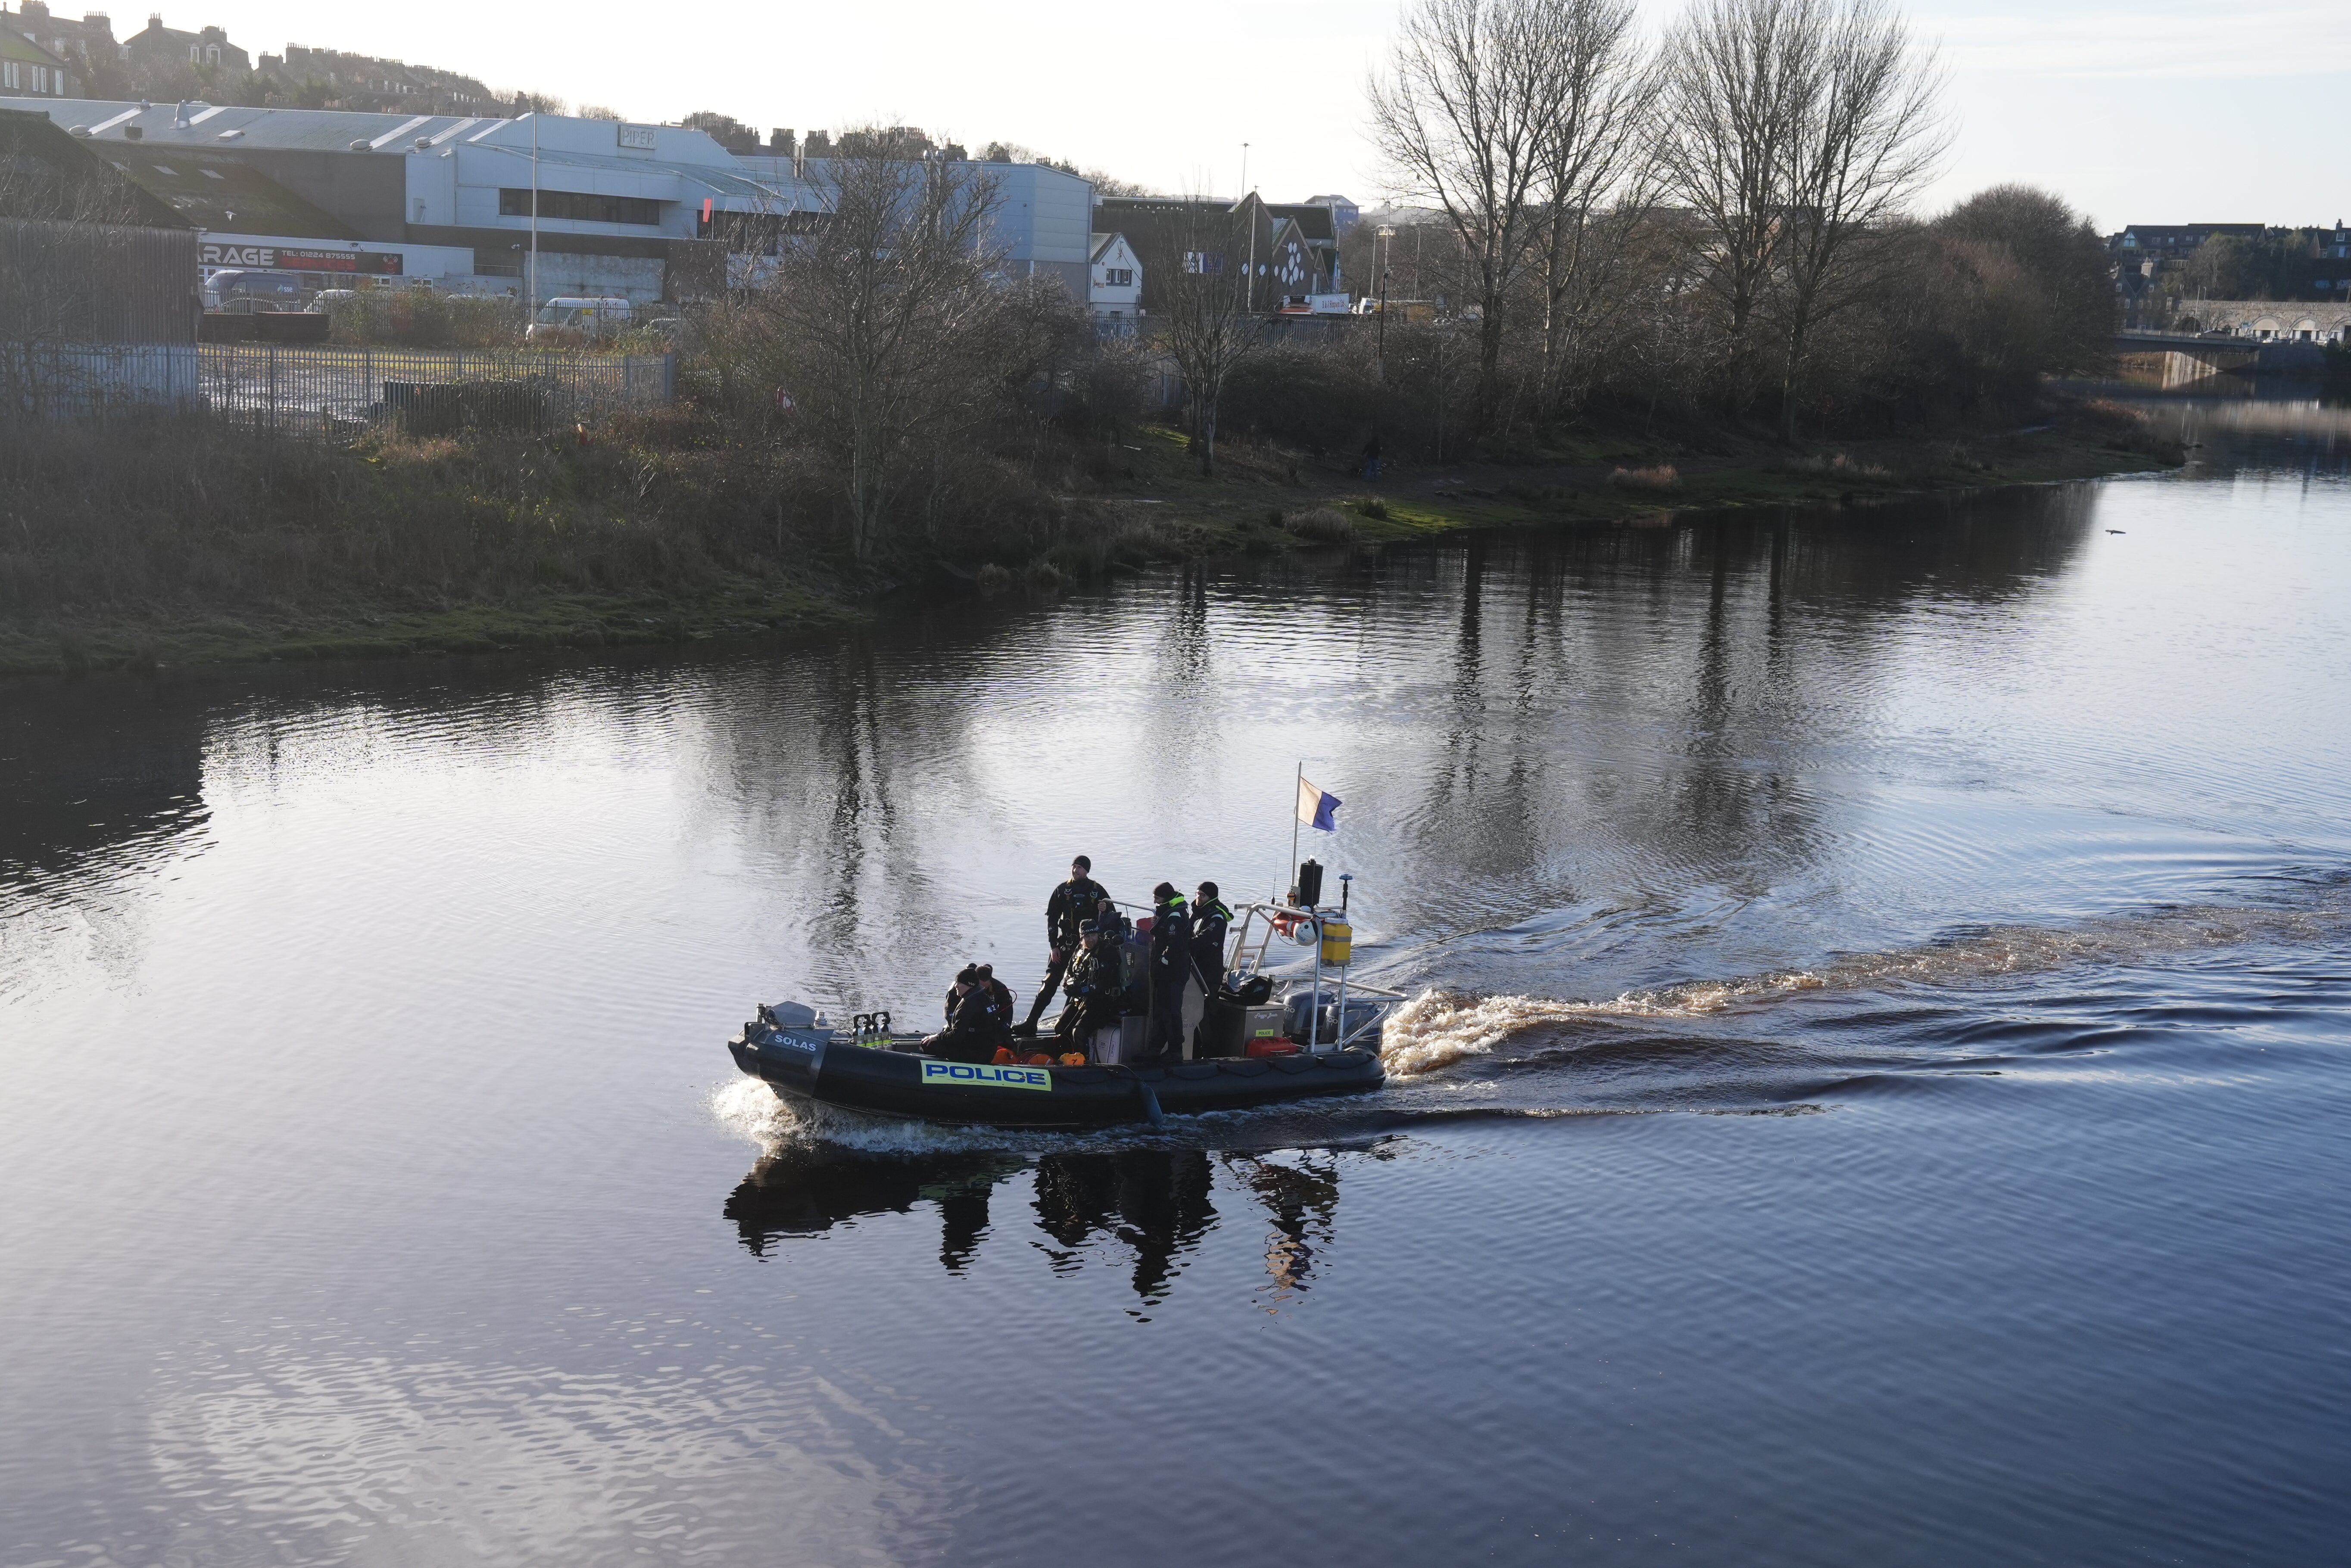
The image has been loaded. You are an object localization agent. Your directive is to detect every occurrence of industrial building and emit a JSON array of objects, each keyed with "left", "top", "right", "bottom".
[{"left": 0, "top": 95, "right": 1105, "bottom": 310}]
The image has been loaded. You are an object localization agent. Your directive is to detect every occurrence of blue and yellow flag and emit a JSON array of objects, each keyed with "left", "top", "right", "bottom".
[{"left": 1296, "top": 776, "right": 1342, "bottom": 832}]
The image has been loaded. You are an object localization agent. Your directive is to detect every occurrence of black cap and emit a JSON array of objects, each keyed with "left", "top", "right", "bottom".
[
  {"left": 955, "top": 964, "right": 980, "bottom": 985},
  {"left": 1072, "top": 855, "right": 1091, "bottom": 870},
  {"left": 1153, "top": 881, "right": 1177, "bottom": 900},
  {"left": 1197, "top": 880, "right": 1219, "bottom": 901},
  {"left": 1078, "top": 920, "right": 1101, "bottom": 935}
]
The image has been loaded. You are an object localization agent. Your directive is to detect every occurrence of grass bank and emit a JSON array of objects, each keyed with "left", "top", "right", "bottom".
[
  {"left": 1027, "top": 393, "right": 2182, "bottom": 564},
  {"left": 0, "top": 395, "right": 2179, "bottom": 677}
]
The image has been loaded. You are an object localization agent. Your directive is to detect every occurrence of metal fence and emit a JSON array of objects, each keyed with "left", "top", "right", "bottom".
[{"left": 198, "top": 344, "right": 678, "bottom": 436}]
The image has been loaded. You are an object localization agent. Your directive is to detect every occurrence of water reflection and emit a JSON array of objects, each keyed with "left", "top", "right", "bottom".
[
  {"left": 0, "top": 676, "right": 209, "bottom": 889},
  {"left": 724, "top": 1145, "right": 1352, "bottom": 1308}
]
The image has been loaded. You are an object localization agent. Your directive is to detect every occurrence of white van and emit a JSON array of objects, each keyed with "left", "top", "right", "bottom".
[{"left": 526, "top": 297, "right": 633, "bottom": 343}]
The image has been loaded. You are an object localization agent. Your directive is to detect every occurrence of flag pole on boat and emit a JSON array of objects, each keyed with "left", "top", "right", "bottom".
[{"left": 1289, "top": 759, "right": 1303, "bottom": 901}]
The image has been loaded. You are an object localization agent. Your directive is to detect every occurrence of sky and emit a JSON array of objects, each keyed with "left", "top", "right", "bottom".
[{"left": 158, "top": 0, "right": 2351, "bottom": 229}]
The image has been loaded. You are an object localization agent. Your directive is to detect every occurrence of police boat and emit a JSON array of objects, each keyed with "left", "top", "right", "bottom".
[{"left": 726, "top": 887, "right": 1401, "bottom": 1130}]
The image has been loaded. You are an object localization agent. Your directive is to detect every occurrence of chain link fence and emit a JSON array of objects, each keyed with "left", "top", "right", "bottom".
[{"left": 198, "top": 344, "right": 678, "bottom": 437}]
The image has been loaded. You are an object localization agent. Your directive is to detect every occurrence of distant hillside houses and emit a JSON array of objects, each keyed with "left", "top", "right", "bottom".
[
  {"left": 126, "top": 13, "right": 248, "bottom": 72},
  {"left": 2111, "top": 219, "right": 2351, "bottom": 326},
  {"left": 257, "top": 44, "right": 496, "bottom": 115}
]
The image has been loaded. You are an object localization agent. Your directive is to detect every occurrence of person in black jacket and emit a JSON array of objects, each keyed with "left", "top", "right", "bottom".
[
  {"left": 1020, "top": 856, "right": 1110, "bottom": 1033},
  {"left": 927, "top": 966, "right": 1004, "bottom": 1064},
  {"left": 1139, "top": 882, "right": 1194, "bottom": 1067},
  {"left": 1190, "top": 881, "right": 1233, "bottom": 1000},
  {"left": 1056, "top": 922, "right": 1126, "bottom": 1055}
]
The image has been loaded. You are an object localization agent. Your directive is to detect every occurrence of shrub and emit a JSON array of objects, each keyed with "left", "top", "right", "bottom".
[
  {"left": 1283, "top": 506, "right": 1359, "bottom": 543},
  {"left": 1608, "top": 464, "right": 1681, "bottom": 492},
  {"left": 1779, "top": 452, "right": 1891, "bottom": 480}
]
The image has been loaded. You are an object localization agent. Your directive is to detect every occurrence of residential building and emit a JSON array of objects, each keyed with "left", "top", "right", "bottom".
[
  {"left": 2108, "top": 223, "right": 2264, "bottom": 264},
  {"left": 0, "top": 22, "right": 73, "bottom": 95},
  {"left": 1094, "top": 193, "right": 1344, "bottom": 313},
  {"left": 125, "top": 13, "right": 248, "bottom": 72},
  {"left": 0, "top": 3, "right": 115, "bottom": 80},
  {"left": 1088, "top": 231, "right": 1139, "bottom": 333}
]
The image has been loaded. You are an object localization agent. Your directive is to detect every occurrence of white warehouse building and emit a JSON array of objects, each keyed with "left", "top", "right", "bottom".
[{"left": 0, "top": 95, "right": 1102, "bottom": 307}]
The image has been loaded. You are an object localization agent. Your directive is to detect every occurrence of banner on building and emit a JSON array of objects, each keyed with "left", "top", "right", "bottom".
[{"left": 200, "top": 244, "right": 405, "bottom": 275}]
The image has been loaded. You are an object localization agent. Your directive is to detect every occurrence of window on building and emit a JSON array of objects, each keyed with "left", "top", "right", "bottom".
[
  {"left": 1105, "top": 267, "right": 1132, "bottom": 287},
  {"left": 499, "top": 188, "right": 663, "bottom": 226},
  {"left": 3, "top": 61, "right": 17, "bottom": 90}
]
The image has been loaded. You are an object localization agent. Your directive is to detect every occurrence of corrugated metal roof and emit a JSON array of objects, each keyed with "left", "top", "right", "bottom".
[{"left": 0, "top": 95, "right": 500, "bottom": 151}]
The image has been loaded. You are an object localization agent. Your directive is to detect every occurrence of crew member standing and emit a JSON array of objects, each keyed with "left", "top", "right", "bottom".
[
  {"left": 1020, "top": 855, "right": 1109, "bottom": 1034},
  {"left": 1190, "top": 881, "right": 1232, "bottom": 1001},
  {"left": 1141, "top": 881, "right": 1194, "bottom": 1067}
]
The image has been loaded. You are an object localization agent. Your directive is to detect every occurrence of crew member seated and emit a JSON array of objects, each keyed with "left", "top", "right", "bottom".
[
  {"left": 926, "top": 964, "right": 1011, "bottom": 1064},
  {"left": 1056, "top": 921, "right": 1126, "bottom": 1060},
  {"left": 1091, "top": 894, "right": 1133, "bottom": 944}
]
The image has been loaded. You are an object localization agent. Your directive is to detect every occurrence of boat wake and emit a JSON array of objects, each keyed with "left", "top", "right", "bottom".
[{"left": 1375, "top": 883, "right": 2351, "bottom": 1078}]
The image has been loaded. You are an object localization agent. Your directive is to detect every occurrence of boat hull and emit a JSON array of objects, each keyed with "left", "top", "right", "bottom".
[{"left": 727, "top": 1027, "right": 1385, "bottom": 1129}]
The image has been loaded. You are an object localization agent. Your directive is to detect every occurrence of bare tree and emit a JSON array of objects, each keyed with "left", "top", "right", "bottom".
[
  {"left": 1142, "top": 202, "right": 1271, "bottom": 477},
  {"left": 1765, "top": 0, "right": 1947, "bottom": 439},
  {"left": 755, "top": 136, "right": 1008, "bottom": 562},
  {"left": 1370, "top": 0, "right": 1565, "bottom": 436},
  {"left": 1661, "top": 0, "right": 1945, "bottom": 437},
  {"left": 1529, "top": 0, "right": 1663, "bottom": 419},
  {"left": 1657, "top": 0, "right": 1817, "bottom": 405}
]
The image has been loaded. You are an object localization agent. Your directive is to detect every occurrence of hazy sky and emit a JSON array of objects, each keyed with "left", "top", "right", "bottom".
[{"left": 185, "top": 0, "right": 2345, "bottom": 229}]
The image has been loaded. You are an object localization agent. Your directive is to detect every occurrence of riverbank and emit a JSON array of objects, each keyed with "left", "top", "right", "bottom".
[
  {"left": 1060, "top": 395, "right": 2178, "bottom": 560},
  {"left": 0, "top": 397, "right": 2179, "bottom": 677}
]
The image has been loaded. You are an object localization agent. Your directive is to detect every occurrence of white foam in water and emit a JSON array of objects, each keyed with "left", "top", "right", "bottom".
[
  {"left": 1378, "top": 890, "right": 2351, "bottom": 1079},
  {"left": 1377, "top": 975, "right": 1825, "bottom": 1077}
]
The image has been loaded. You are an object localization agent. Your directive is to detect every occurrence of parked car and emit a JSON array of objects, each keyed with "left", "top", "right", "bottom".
[
  {"left": 525, "top": 296, "right": 633, "bottom": 344},
  {"left": 207, "top": 268, "right": 306, "bottom": 312}
]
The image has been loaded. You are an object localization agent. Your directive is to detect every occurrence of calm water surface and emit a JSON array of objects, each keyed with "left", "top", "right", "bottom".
[{"left": 4, "top": 398, "right": 2349, "bottom": 1565}]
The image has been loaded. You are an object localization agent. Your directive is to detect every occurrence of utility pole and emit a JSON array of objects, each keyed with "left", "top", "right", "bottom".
[
  {"left": 1375, "top": 224, "right": 1395, "bottom": 382},
  {"left": 528, "top": 109, "right": 539, "bottom": 319}
]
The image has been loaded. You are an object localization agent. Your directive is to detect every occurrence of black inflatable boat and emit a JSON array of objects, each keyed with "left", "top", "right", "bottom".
[
  {"left": 726, "top": 1016, "right": 1386, "bottom": 1130},
  {"left": 727, "top": 896, "right": 1400, "bottom": 1129}
]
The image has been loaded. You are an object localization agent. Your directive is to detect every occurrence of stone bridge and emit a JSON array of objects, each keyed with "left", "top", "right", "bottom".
[
  {"left": 2113, "top": 328, "right": 2329, "bottom": 388},
  {"left": 2167, "top": 301, "right": 2351, "bottom": 342}
]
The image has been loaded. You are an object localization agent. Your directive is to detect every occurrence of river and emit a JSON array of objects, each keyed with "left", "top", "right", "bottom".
[{"left": 3, "top": 397, "right": 2348, "bottom": 1565}]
